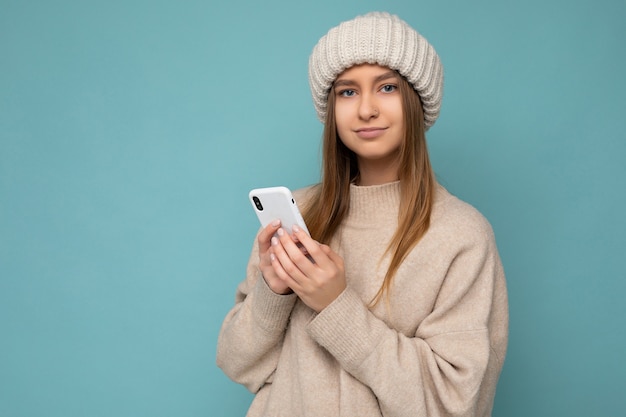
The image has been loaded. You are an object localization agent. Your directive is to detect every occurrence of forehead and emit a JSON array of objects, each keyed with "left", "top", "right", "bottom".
[{"left": 335, "top": 63, "right": 397, "bottom": 81}]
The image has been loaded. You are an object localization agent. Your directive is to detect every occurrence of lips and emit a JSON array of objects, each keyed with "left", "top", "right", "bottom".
[{"left": 354, "top": 127, "right": 387, "bottom": 139}]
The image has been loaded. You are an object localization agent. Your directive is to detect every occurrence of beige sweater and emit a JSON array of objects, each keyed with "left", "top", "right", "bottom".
[{"left": 217, "top": 182, "right": 508, "bottom": 417}]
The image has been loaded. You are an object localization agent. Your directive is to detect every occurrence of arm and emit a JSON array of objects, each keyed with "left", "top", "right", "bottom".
[
  {"left": 216, "top": 224, "right": 298, "bottom": 393},
  {"left": 307, "top": 223, "right": 506, "bottom": 417}
]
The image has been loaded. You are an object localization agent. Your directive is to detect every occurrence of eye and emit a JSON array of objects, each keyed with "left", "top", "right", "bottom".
[
  {"left": 338, "top": 89, "right": 356, "bottom": 97},
  {"left": 380, "top": 84, "right": 397, "bottom": 93}
]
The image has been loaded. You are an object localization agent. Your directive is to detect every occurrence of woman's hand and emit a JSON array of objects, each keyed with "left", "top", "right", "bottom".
[
  {"left": 257, "top": 220, "right": 293, "bottom": 295},
  {"left": 270, "top": 225, "right": 346, "bottom": 312}
]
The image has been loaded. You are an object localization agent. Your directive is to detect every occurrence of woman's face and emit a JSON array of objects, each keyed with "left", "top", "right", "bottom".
[{"left": 333, "top": 64, "right": 404, "bottom": 178}]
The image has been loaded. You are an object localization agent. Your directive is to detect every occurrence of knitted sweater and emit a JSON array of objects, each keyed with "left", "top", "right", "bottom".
[{"left": 217, "top": 181, "right": 508, "bottom": 417}]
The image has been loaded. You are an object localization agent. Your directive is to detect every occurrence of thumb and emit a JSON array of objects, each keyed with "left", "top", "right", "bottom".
[{"left": 320, "top": 244, "right": 342, "bottom": 265}]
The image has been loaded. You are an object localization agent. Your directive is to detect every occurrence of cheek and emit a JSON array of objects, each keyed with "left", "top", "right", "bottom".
[
  {"left": 333, "top": 116, "right": 353, "bottom": 151},
  {"left": 382, "top": 98, "right": 404, "bottom": 121},
  {"left": 333, "top": 105, "right": 351, "bottom": 136}
]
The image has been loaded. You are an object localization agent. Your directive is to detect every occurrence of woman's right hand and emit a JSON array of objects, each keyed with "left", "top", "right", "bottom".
[{"left": 258, "top": 220, "right": 293, "bottom": 295}]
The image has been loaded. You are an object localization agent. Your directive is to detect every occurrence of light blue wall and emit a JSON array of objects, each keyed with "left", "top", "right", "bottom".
[{"left": 1, "top": 0, "right": 624, "bottom": 415}]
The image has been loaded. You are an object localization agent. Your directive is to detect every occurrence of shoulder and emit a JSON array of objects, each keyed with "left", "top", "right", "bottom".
[
  {"left": 292, "top": 184, "right": 321, "bottom": 207},
  {"left": 430, "top": 184, "right": 496, "bottom": 247}
]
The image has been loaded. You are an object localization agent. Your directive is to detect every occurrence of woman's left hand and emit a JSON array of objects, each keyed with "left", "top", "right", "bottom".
[{"left": 270, "top": 225, "right": 346, "bottom": 312}]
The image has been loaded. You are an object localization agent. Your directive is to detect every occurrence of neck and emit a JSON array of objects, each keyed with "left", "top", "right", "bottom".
[{"left": 355, "top": 158, "right": 400, "bottom": 186}]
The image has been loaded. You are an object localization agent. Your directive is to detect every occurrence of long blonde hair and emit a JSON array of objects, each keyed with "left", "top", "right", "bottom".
[{"left": 302, "top": 72, "right": 435, "bottom": 305}]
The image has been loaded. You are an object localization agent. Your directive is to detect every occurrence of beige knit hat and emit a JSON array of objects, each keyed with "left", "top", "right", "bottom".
[{"left": 308, "top": 12, "right": 444, "bottom": 129}]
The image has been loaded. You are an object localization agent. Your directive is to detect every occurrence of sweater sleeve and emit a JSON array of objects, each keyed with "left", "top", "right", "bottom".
[
  {"left": 306, "top": 216, "right": 506, "bottom": 417},
  {"left": 216, "top": 239, "right": 298, "bottom": 393}
]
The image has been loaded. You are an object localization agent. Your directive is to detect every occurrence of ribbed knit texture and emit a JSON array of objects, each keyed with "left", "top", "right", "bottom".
[
  {"left": 217, "top": 182, "right": 508, "bottom": 416},
  {"left": 308, "top": 12, "right": 444, "bottom": 129}
]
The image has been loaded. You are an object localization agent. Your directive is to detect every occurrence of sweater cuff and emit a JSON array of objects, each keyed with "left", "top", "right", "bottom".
[
  {"left": 306, "top": 288, "right": 385, "bottom": 370},
  {"left": 251, "top": 274, "right": 298, "bottom": 334}
]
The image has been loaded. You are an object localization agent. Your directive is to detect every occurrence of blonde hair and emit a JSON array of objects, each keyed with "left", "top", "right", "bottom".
[{"left": 302, "top": 72, "right": 435, "bottom": 305}]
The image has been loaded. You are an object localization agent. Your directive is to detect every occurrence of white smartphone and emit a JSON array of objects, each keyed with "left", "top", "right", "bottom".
[{"left": 249, "top": 186, "right": 309, "bottom": 236}]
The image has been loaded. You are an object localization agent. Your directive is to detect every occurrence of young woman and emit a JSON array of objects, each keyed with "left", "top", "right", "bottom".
[{"left": 217, "top": 12, "right": 508, "bottom": 417}]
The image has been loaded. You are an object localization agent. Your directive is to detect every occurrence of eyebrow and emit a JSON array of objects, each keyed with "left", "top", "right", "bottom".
[{"left": 334, "top": 70, "right": 399, "bottom": 88}]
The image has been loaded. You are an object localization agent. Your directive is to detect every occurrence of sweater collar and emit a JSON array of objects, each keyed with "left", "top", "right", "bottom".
[{"left": 347, "top": 181, "right": 401, "bottom": 224}]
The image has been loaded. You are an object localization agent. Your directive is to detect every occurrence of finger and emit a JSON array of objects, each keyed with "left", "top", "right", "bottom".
[
  {"left": 270, "top": 255, "right": 301, "bottom": 292},
  {"left": 257, "top": 219, "right": 281, "bottom": 252},
  {"left": 290, "top": 225, "right": 331, "bottom": 269},
  {"left": 271, "top": 235, "right": 306, "bottom": 286},
  {"left": 276, "top": 227, "right": 318, "bottom": 272},
  {"left": 320, "top": 244, "right": 342, "bottom": 264}
]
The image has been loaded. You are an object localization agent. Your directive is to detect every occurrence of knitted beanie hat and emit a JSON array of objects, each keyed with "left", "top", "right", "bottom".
[{"left": 308, "top": 12, "right": 444, "bottom": 129}]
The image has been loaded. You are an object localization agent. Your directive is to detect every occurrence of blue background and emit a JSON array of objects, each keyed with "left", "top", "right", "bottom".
[{"left": 1, "top": 0, "right": 625, "bottom": 416}]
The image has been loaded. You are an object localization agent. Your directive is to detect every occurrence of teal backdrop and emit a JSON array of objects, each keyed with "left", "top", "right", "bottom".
[{"left": 1, "top": 0, "right": 625, "bottom": 416}]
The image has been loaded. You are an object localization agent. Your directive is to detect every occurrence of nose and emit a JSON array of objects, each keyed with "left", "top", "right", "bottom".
[{"left": 358, "top": 93, "right": 379, "bottom": 120}]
